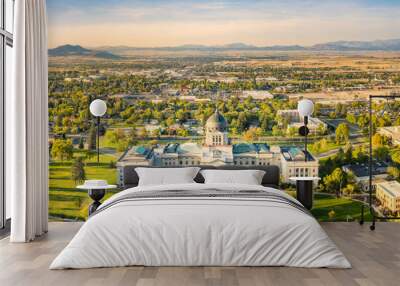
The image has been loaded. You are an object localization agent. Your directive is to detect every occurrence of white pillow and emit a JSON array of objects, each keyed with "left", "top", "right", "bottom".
[
  {"left": 200, "top": 169, "right": 266, "bottom": 185},
  {"left": 136, "top": 167, "right": 200, "bottom": 186}
]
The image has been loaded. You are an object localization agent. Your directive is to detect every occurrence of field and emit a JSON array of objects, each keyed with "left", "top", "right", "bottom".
[
  {"left": 311, "top": 194, "right": 372, "bottom": 222},
  {"left": 49, "top": 151, "right": 119, "bottom": 221}
]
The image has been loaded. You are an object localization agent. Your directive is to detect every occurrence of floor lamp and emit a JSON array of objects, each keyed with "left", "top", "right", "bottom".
[
  {"left": 298, "top": 99, "right": 314, "bottom": 160},
  {"left": 290, "top": 99, "right": 315, "bottom": 210},
  {"left": 89, "top": 99, "right": 107, "bottom": 163},
  {"left": 360, "top": 94, "right": 400, "bottom": 230}
]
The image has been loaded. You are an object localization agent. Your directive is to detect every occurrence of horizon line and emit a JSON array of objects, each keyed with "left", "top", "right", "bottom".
[{"left": 49, "top": 37, "right": 400, "bottom": 49}]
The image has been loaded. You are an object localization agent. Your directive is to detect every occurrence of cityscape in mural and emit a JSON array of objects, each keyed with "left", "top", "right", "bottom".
[{"left": 47, "top": 0, "right": 400, "bottom": 221}]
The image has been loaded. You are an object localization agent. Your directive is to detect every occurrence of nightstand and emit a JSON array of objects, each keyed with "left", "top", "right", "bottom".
[
  {"left": 289, "top": 177, "right": 320, "bottom": 210},
  {"left": 77, "top": 180, "right": 117, "bottom": 216}
]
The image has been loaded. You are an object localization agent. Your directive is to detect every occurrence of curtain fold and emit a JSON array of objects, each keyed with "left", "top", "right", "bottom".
[{"left": 9, "top": 0, "right": 48, "bottom": 242}]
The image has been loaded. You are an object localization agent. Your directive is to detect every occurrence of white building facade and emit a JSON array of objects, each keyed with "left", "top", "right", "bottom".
[{"left": 277, "top": 109, "right": 327, "bottom": 135}]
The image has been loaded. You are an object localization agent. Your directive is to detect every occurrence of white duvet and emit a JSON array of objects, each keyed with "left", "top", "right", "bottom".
[{"left": 50, "top": 183, "right": 351, "bottom": 269}]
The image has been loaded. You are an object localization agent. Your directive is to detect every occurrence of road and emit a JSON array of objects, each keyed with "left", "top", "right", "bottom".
[{"left": 316, "top": 142, "right": 365, "bottom": 159}]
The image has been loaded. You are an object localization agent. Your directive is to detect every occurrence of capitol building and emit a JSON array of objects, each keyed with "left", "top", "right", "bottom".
[{"left": 117, "top": 110, "right": 319, "bottom": 187}]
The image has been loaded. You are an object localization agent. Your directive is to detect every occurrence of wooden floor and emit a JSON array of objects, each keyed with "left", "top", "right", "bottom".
[{"left": 0, "top": 222, "right": 399, "bottom": 286}]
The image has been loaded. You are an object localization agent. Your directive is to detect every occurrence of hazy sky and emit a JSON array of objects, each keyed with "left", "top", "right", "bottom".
[{"left": 47, "top": 0, "right": 400, "bottom": 48}]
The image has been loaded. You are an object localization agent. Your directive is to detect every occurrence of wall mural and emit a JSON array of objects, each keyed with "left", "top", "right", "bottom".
[{"left": 47, "top": 0, "right": 400, "bottom": 221}]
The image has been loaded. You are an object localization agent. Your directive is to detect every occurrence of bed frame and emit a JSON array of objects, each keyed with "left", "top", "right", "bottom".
[{"left": 121, "top": 165, "right": 280, "bottom": 189}]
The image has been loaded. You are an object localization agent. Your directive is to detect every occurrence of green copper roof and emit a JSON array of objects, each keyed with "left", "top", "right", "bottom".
[
  {"left": 177, "top": 143, "right": 202, "bottom": 154},
  {"left": 132, "top": 146, "right": 149, "bottom": 155},
  {"left": 206, "top": 110, "right": 228, "bottom": 129},
  {"left": 233, "top": 143, "right": 270, "bottom": 154}
]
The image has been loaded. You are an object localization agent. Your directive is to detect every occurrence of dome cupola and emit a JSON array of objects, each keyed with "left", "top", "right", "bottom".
[
  {"left": 204, "top": 110, "right": 229, "bottom": 146},
  {"left": 206, "top": 110, "right": 228, "bottom": 132}
]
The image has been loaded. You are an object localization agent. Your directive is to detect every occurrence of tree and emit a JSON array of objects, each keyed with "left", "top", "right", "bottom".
[
  {"left": 243, "top": 127, "right": 262, "bottom": 141},
  {"left": 272, "top": 125, "right": 283, "bottom": 137},
  {"left": 287, "top": 126, "right": 298, "bottom": 137},
  {"left": 151, "top": 128, "right": 161, "bottom": 138},
  {"left": 51, "top": 139, "right": 73, "bottom": 161},
  {"left": 334, "top": 148, "right": 346, "bottom": 165},
  {"left": 71, "top": 157, "right": 86, "bottom": 183},
  {"left": 342, "top": 184, "right": 356, "bottom": 196},
  {"left": 323, "top": 168, "right": 345, "bottom": 197},
  {"left": 176, "top": 109, "right": 187, "bottom": 123},
  {"left": 335, "top": 123, "right": 349, "bottom": 145},
  {"left": 357, "top": 115, "right": 369, "bottom": 134},
  {"left": 372, "top": 133, "right": 390, "bottom": 148},
  {"left": 312, "top": 140, "right": 322, "bottom": 153},
  {"left": 317, "top": 123, "right": 327, "bottom": 136},
  {"left": 387, "top": 166, "right": 400, "bottom": 180},
  {"left": 260, "top": 115, "right": 269, "bottom": 132},
  {"left": 344, "top": 143, "right": 353, "bottom": 163},
  {"left": 149, "top": 139, "right": 158, "bottom": 147},
  {"left": 391, "top": 151, "right": 400, "bottom": 166},
  {"left": 116, "top": 140, "right": 130, "bottom": 152},
  {"left": 373, "top": 146, "right": 389, "bottom": 162},
  {"left": 78, "top": 136, "right": 84, "bottom": 149},
  {"left": 87, "top": 123, "right": 97, "bottom": 151},
  {"left": 106, "top": 128, "right": 126, "bottom": 144},
  {"left": 128, "top": 126, "right": 137, "bottom": 143},
  {"left": 137, "top": 127, "right": 148, "bottom": 139},
  {"left": 314, "top": 103, "right": 322, "bottom": 116},
  {"left": 165, "top": 117, "right": 175, "bottom": 127},
  {"left": 328, "top": 210, "right": 336, "bottom": 220},
  {"left": 176, "top": 128, "right": 189, "bottom": 137},
  {"left": 335, "top": 103, "right": 347, "bottom": 117},
  {"left": 346, "top": 113, "right": 356, "bottom": 124},
  {"left": 313, "top": 138, "right": 329, "bottom": 154},
  {"left": 237, "top": 112, "right": 247, "bottom": 132}
]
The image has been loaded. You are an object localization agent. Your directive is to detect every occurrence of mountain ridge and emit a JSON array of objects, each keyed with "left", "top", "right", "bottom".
[
  {"left": 95, "top": 39, "right": 400, "bottom": 52},
  {"left": 48, "top": 44, "right": 122, "bottom": 59},
  {"left": 49, "top": 39, "right": 400, "bottom": 58}
]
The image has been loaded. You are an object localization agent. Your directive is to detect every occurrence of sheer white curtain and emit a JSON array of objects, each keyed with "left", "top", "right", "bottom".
[{"left": 8, "top": 0, "right": 48, "bottom": 242}]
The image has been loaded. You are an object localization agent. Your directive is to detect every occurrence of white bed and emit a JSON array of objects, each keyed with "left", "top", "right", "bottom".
[{"left": 50, "top": 183, "right": 351, "bottom": 269}]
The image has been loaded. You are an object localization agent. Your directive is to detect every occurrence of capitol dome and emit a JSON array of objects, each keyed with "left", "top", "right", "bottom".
[{"left": 206, "top": 110, "right": 228, "bottom": 131}]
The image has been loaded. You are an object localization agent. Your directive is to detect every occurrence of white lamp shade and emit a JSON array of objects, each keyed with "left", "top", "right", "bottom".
[
  {"left": 90, "top": 99, "right": 107, "bottom": 117},
  {"left": 298, "top": 99, "right": 314, "bottom": 117}
]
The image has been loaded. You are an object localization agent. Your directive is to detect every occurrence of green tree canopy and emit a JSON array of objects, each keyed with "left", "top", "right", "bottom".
[
  {"left": 335, "top": 123, "right": 350, "bottom": 145},
  {"left": 71, "top": 157, "right": 86, "bottom": 183},
  {"left": 51, "top": 139, "right": 73, "bottom": 161},
  {"left": 323, "top": 168, "right": 346, "bottom": 197},
  {"left": 87, "top": 123, "right": 97, "bottom": 151}
]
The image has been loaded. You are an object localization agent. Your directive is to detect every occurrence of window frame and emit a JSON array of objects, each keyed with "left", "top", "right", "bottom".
[{"left": 0, "top": 0, "right": 14, "bottom": 231}]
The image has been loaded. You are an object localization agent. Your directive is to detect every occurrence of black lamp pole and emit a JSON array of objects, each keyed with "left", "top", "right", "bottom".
[
  {"left": 359, "top": 94, "right": 400, "bottom": 230},
  {"left": 89, "top": 99, "right": 107, "bottom": 165},
  {"left": 304, "top": 116, "right": 308, "bottom": 162},
  {"left": 97, "top": 116, "right": 100, "bottom": 164},
  {"left": 368, "top": 95, "right": 373, "bottom": 219}
]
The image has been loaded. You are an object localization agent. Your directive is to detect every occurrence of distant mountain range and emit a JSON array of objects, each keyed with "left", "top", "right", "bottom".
[
  {"left": 48, "top": 44, "right": 121, "bottom": 59},
  {"left": 49, "top": 39, "right": 400, "bottom": 58},
  {"left": 311, "top": 39, "right": 400, "bottom": 51}
]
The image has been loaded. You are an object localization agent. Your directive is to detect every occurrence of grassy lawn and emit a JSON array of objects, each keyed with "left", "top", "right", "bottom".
[
  {"left": 285, "top": 191, "right": 370, "bottom": 221},
  {"left": 49, "top": 151, "right": 119, "bottom": 221},
  {"left": 311, "top": 194, "right": 372, "bottom": 222},
  {"left": 308, "top": 140, "right": 342, "bottom": 155}
]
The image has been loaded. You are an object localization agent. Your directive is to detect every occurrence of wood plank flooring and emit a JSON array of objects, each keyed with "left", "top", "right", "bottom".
[{"left": 0, "top": 222, "right": 399, "bottom": 286}]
